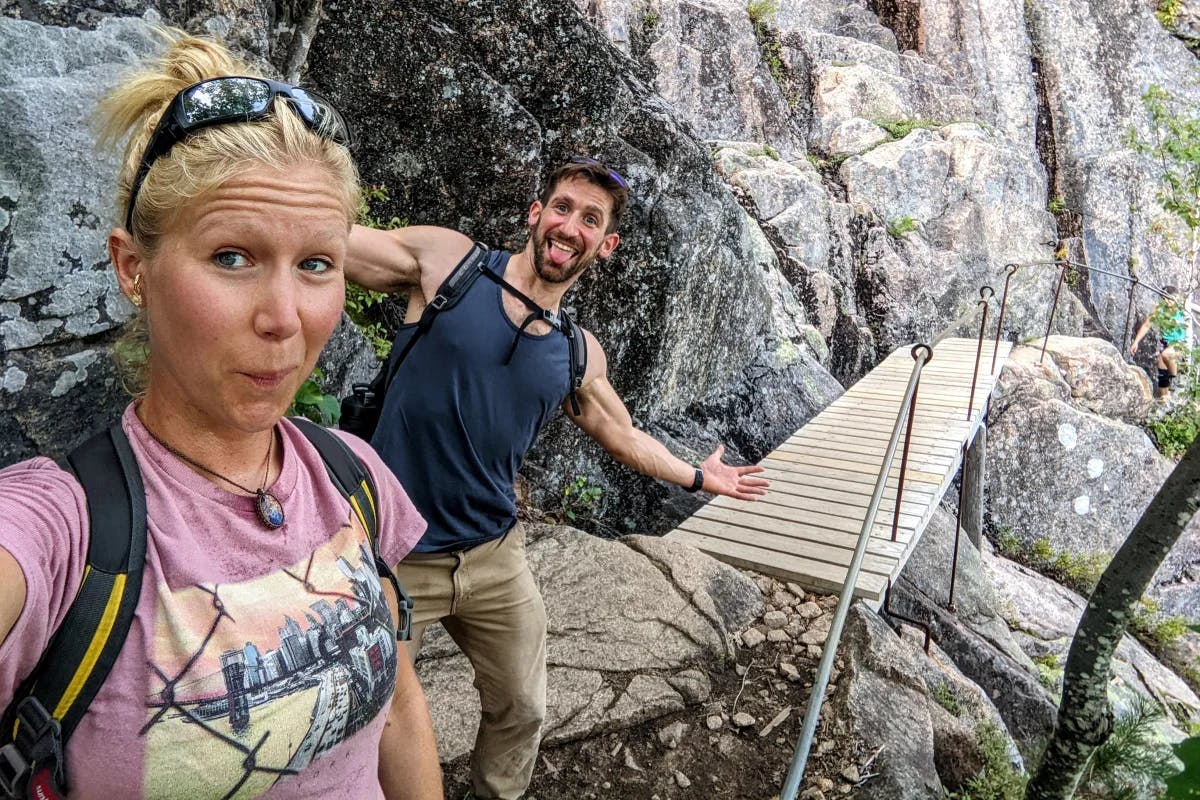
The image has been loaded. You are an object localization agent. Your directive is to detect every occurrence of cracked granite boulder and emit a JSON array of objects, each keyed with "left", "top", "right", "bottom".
[
  {"left": 0, "top": 16, "right": 159, "bottom": 462},
  {"left": 412, "top": 524, "right": 760, "bottom": 762}
]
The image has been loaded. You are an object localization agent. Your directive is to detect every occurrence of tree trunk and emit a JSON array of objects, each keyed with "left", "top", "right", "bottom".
[{"left": 1025, "top": 438, "right": 1200, "bottom": 800}]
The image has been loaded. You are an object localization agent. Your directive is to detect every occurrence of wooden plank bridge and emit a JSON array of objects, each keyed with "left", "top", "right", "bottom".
[{"left": 665, "top": 337, "right": 1013, "bottom": 604}]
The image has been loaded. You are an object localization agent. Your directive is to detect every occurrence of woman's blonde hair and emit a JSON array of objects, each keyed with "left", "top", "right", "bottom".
[{"left": 97, "top": 28, "right": 360, "bottom": 394}]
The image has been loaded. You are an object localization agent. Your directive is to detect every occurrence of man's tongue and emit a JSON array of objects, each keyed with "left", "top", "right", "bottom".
[{"left": 548, "top": 240, "right": 575, "bottom": 267}]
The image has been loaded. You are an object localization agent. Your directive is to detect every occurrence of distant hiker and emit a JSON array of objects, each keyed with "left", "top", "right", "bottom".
[
  {"left": 1131, "top": 284, "right": 1189, "bottom": 398},
  {"left": 346, "top": 158, "right": 770, "bottom": 799},
  {"left": 0, "top": 31, "right": 442, "bottom": 799}
]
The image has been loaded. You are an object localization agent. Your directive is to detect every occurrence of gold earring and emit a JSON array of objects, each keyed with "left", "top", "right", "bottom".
[{"left": 130, "top": 273, "right": 144, "bottom": 308}]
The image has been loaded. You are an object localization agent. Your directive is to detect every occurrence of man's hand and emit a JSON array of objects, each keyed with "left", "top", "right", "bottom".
[{"left": 699, "top": 445, "right": 769, "bottom": 500}]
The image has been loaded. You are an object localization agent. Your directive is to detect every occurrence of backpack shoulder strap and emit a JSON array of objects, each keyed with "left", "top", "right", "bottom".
[
  {"left": 290, "top": 418, "right": 412, "bottom": 640},
  {"left": 1, "top": 424, "right": 146, "bottom": 798},
  {"left": 559, "top": 310, "right": 588, "bottom": 417},
  {"left": 373, "top": 242, "right": 491, "bottom": 395}
]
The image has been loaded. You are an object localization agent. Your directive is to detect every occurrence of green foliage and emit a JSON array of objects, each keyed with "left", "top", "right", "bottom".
[
  {"left": 641, "top": 9, "right": 660, "bottom": 37},
  {"left": 746, "top": 145, "right": 781, "bottom": 160},
  {"left": 345, "top": 283, "right": 392, "bottom": 359},
  {"left": 1157, "top": 0, "right": 1184, "bottom": 30},
  {"left": 887, "top": 216, "right": 919, "bottom": 238},
  {"left": 875, "top": 117, "right": 945, "bottom": 140},
  {"left": 745, "top": 0, "right": 778, "bottom": 28},
  {"left": 556, "top": 476, "right": 604, "bottom": 524},
  {"left": 946, "top": 723, "right": 1027, "bottom": 800},
  {"left": 931, "top": 682, "right": 964, "bottom": 716},
  {"left": 995, "top": 532, "right": 1110, "bottom": 595},
  {"left": 351, "top": 184, "right": 407, "bottom": 359},
  {"left": 357, "top": 184, "right": 407, "bottom": 231},
  {"left": 1130, "top": 598, "right": 1191, "bottom": 646},
  {"left": 1149, "top": 408, "right": 1199, "bottom": 459},
  {"left": 1077, "top": 695, "right": 1179, "bottom": 799},
  {"left": 745, "top": 0, "right": 795, "bottom": 105},
  {"left": 289, "top": 368, "right": 341, "bottom": 425},
  {"left": 1032, "top": 653, "right": 1064, "bottom": 692},
  {"left": 1165, "top": 735, "right": 1200, "bottom": 798},
  {"left": 1048, "top": 196, "right": 1067, "bottom": 214}
]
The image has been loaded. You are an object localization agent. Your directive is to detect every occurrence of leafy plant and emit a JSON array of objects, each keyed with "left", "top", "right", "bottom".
[
  {"left": 1130, "top": 598, "right": 1191, "bottom": 646},
  {"left": 931, "top": 682, "right": 964, "bottom": 716},
  {"left": 1156, "top": 0, "right": 1184, "bottom": 30},
  {"left": 874, "top": 117, "right": 945, "bottom": 140},
  {"left": 887, "top": 216, "right": 919, "bottom": 238},
  {"left": 350, "top": 184, "right": 408, "bottom": 359},
  {"left": 1165, "top": 734, "right": 1200, "bottom": 798},
  {"left": 289, "top": 368, "right": 341, "bottom": 425},
  {"left": 641, "top": 9, "right": 660, "bottom": 37},
  {"left": 946, "top": 723, "right": 1026, "bottom": 800},
  {"left": 555, "top": 476, "right": 604, "bottom": 524},
  {"left": 1048, "top": 196, "right": 1067, "bottom": 214},
  {"left": 1077, "top": 695, "right": 1179, "bottom": 799},
  {"left": 1033, "top": 653, "right": 1064, "bottom": 692},
  {"left": 745, "top": 0, "right": 796, "bottom": 106}
]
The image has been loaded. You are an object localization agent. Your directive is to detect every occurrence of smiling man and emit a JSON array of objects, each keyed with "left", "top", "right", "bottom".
[{"left": 345, "top": 158, "right": 767, "bottom": 799}]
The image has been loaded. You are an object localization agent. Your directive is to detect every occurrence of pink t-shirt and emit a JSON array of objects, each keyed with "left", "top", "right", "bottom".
[{"left": 0, "top": 406, "right": 426, "bottom": 799}]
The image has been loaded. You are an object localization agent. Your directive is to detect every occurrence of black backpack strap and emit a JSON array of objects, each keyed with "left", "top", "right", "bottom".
[
  {"left": 560, "top": 310, "right": 588, "bottom": 417},
  {"left": 291, "top": 418, "right": 413, "bottom": 641},
  {"left": 375, "top": 242, "right": 491, "bottom": 397},
  {"left": 0, "top": 424, "right": 146, "bottom": 800}
]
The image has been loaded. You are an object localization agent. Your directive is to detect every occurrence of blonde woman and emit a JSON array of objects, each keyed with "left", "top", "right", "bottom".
[{"left": 0, "top": 32, "right": 441, "bottom": 799}]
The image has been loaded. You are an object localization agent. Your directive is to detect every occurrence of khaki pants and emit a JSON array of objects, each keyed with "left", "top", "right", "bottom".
[{"left": 396, "top": 523, "right": 546, "bottom": 800}]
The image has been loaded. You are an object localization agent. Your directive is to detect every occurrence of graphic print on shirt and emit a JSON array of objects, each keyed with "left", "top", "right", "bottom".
[{"left": 141, "top": 519, "right": 396, "bottom": 799}]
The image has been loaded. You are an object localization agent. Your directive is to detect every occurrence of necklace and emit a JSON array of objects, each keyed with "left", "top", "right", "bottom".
[{"left": 143, "top": 424, "right": 285, "bottom": 530}]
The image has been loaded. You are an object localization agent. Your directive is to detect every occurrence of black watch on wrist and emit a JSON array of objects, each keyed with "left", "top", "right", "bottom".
[{"left": 685, "top": 467, "right": 704, "bottom": 493}]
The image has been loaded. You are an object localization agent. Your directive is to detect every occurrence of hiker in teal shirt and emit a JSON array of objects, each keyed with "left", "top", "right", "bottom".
[{"left": 1131, "top": 284, "right": 1189, "bottom": 398}]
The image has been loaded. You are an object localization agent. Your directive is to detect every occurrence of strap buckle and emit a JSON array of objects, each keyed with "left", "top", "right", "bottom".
[
  {"left": 429, "top": 293, "right": 450, "bottom": 311},
  {"left": 395, "top": 585, "right": 414, "bottom": 643},
  {"left": 0, "top": 698, "right": 65, "bottom": 800}
]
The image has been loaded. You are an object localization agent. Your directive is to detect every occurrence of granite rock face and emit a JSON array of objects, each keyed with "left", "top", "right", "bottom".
[
  {"left": 0, "top": 16, "right": 159, "bottom": 460},
  {"left": 988, "top": 343, "right": 1171, "bottom": 556},
  {"left": 413, "top": 524, "right": 758, "bottom": 761}
]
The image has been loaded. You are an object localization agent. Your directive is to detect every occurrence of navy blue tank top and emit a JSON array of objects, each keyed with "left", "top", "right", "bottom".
[{"left": 371, "top": 252, "right": 572, "bottom": 552}]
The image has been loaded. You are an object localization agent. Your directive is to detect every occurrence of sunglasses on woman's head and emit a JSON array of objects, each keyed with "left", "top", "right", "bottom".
[{"left": 124, "top": 76, "right": 353, "bottom": 233}]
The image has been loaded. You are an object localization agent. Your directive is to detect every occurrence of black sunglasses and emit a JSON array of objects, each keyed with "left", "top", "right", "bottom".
[
  {"left": 569, "top": 156, "right": 630, "bottom": 190},
  {"left": 124, "top": 76, "right": 353, "bottom": 232}
]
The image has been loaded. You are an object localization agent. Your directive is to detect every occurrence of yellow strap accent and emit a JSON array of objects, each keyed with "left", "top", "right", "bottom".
[
  {"left": 12, "top": 564, "right": 97, "bottom": 739},
  {"left": 52, "top": 573, "right": 126, "bottom": 720},
  {"left": 349, "top": 495, "right": 371, "bottom": 547},
  {"left": 360, "top": 480, "right": 377, "bottom": 520}
]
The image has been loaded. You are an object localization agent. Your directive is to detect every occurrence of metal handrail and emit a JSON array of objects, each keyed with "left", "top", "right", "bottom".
[
  {"left": 987, "top": 260, "right": 1185, "bottom": 366},
  {"left": 779, "top": 343, "right": 934, "bottom": 800}
]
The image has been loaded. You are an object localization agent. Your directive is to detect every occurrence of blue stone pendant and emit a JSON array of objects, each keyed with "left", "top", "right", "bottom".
[{"left": 256, "top": 490, "right": 285, "bottom": 529}]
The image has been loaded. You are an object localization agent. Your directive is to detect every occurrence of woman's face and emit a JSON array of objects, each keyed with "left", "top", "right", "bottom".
[{"left": 119, "top": 161, "right": 348, "bottom": 437}]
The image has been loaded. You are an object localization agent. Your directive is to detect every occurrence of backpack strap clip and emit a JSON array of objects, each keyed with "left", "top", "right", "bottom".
[{"left": 0, "top": 698, "right": 66, "bottom": 800}]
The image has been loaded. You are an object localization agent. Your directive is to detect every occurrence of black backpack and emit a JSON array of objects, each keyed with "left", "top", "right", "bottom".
[
  {"left": 0, "top": 418, "right": 411, "bottom": 800},
  {"left": 339, "top": 243, "right": 589, "bottom": 440}
]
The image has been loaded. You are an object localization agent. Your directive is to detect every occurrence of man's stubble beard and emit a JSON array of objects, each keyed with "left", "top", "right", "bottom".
[{"left": 530, "top": 223, "right": 596, "bottom": 285}]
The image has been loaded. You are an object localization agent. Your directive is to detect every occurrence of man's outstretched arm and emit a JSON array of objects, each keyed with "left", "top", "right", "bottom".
[{"left": 565, "top": 332, "right": 768, "bottom": 500}]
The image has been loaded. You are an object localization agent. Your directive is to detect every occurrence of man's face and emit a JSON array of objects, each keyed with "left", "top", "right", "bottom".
[{"left": 527, "top": 177, "right": 621, "bottom": 284}]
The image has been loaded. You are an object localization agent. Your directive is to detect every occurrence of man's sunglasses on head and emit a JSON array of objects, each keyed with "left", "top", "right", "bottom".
[
  {"left": 125, "top": 76, "right": 353, "bottom": 232},
  {"left": 570, "top": 156, "right": 629, "bottom": 190}
]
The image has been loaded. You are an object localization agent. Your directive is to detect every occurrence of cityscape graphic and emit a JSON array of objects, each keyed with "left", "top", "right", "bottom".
[{"left": 142, "top": 522, "right": 397, "bottom": 799}]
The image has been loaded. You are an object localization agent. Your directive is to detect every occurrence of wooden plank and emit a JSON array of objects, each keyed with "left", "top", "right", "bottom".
[
  {"left": 795, "top": 420, "right": 964, "bottom": 450},
  {"left": 694, "top": 501, "right": 913, "bottom": 549},
  {"left": 666, "top": 530, "right": 888, "bottom": 600},
  {"left": 681, "top": 514, "right": 903, "bottom": 573},
  {"left": 745, "top": 491, "right": 925, "bottom": 530},
  {"left": 747, "top": 478, "right": 931, "bottom": 519},
  {"left": 773, "top": 439, "right": 958, "bottom": 469},
  {"left": 779, "top": 431, "right": 962, "bottom": 459},
  {"left": 766, "top": 451, "right": 947, "bottom": 485},
  {"left": 758, "top": 461, "right": 942, "bottom": 496}
]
